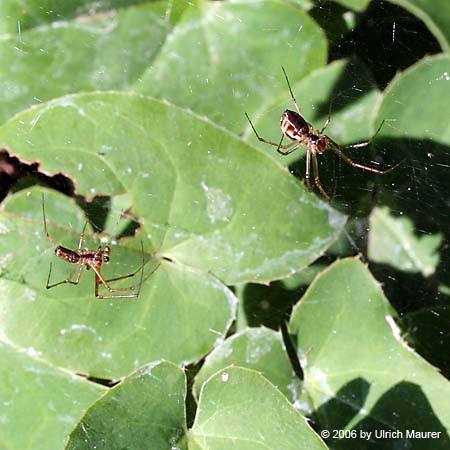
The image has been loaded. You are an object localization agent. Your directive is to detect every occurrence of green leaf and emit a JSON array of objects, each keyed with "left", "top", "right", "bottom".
[
  {"left": 0, "top": 0, "right": 185, "bottom": 123},
  {"left": 193, "top": 327, "right": 301, "bottom": 404},
  {"left": 289, "top": 258, "right": 450, "bottom": 450},
  {"left": 0, "top": 93, "right": 346, "bottom": 284},
  {"left": 65, "top": 361, "right": 186, "bottom": 450},
  {"left": 189, "top": 366, "right": 327, "bottom": 450},
  {"left": 0, "top": 93, "right": 346, "bottom": 379},
  {"left": 388, "top": 0, "right": 450, "bottom": 52},
  {"left": 375, "top": 54, "right": 450, "bottom": 231},
  {"left": 0, "top": 338, "right": 104, "bottom": 450},
  {"left": 135, "top": 0, "right": 327, "bottom": 132},
  {"left": 368, "top": 206, "right": 442, "bottom": 276},
  {"left": 0, "top": 186, "right": 236, "bottom": 379},
  {"left": 0, "top": 1, "right": 154, "bottom": 32},
  {"left": 1, "top": 0, "right": 326, "bottom": 129},
  {"left": 378, "top": 54, "right": 450, "bottom": 143}
]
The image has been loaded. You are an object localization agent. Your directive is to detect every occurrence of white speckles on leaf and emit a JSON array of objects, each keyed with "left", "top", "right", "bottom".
[
  {"left": 245, "top": 329, "right": 275, "bottom": 364},
  {"left": 201, "top": 181, "right": 234, "bottom": 224},
  {"left": 137, "top": 360, "right": 163, "bottom": 379},
  {"left": 308, "top": 366, "right": 333, "bottom": 402},
  {"left": 60, "top": 324, "right": 99, "bottom": 337}
]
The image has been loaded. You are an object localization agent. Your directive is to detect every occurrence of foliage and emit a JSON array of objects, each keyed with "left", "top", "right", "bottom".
[{"left": 0, "top": 0, "right": 449, "bottom": 449}]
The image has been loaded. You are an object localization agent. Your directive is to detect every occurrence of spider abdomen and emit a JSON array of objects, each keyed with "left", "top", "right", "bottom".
[
  {"left": 55, "top": 246, "right": 80, "bottom": 264},
  {"left": 281, "top": 109, "right": 309, "bottom": 141}
]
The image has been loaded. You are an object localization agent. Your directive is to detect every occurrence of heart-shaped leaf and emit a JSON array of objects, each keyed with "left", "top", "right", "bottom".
[
  {"left": 135, "top": 0, "right": 327, "bottom": 132},
  {"left": 0, "top": 0, "right": 326, "bottom": 129},
  {"left": 65, "top": 363, "right": 326, "bottom": 450},
  {"left": 65, "top": 360, "right": 187, "bottom": 450},
  {"left": 189, "top": 366, "right": 327, "bottom": 449},
  {"left": 289, "top": 258, "right": 450, "bottom": 450},
  {"left": 374, "top": 54, "right": 450, "bottom": 287},
  {"left": 193, "top": 327, "right": 301, "bottom": 404},
  {"left": 375, "top": 54, "right": 450, "bottom": 220},
  {"left": 0, "top": 187, "right": 237, "bottom": 379},
  {"left": 368, "top": 206, "right": 442, "bottom": 276},
  {"left": 0, "top": 93, "right": 345, "bottom": 379}
]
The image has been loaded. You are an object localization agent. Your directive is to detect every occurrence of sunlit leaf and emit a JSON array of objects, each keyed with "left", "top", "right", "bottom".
[
  {"left": 374, "top": 54, "right": 450, "bottom": 270},
  {"left": 0, "top": 1, "right": 152, "bottom": 32},
  {"left": 368, "top": 206, "right": 442, "bottom": 276},
  {"left": 0, "top": 0, "right": 185, "bottom": 123},
  {"left": 289, "top": 258, "right": 450, "bottom": 450},
  {"left": 0, "top": 0, "right": 326, "bottom": 130},
  {"left": 193, "top": 327, "right": 301, "bottom": 404},
  {"left": 0, "top": 188, "right": 236, "bottom": 379},
  {"left": 0, "top": 93, "right": 346, "bottom": 284},
  {"left": 375, "top": 54, "right": 450, "bottom": 212},
  {"left": 135, "top": 0, "right": 327, "bottom": 132},
  {"left": 65, "top": 361, "right": 186, "bottom": 450},
  {"left": 189, "top": 366, "right": 327, "bottom": 450},
  {"left": 0, "top": 339, "right": 104, "bottom": 450},
  {"left": 0, "top": 93, "right": 345, "bottom": 379}
]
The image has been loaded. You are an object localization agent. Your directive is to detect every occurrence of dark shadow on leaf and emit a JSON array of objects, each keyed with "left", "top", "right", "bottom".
[
  {"left": 315, "top": 380, "right": 449, "bottom": 450},
  {"left": 315, "top": 377, "right": 370, "bottom": 431}
]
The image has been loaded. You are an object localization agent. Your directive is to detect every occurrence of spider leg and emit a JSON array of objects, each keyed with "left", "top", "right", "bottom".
[
  {"left": 305, "top": 150, "right": 312, "bottom": 191},
  {"left": 319, "top": 98, "right": 334, "bottom": 134},
  {"left": 103, "top": 262, "right": 146, "bottom": 283},
  {"left": 76, "top": 222, "right": 88, "bottom": 251},
  {"left": 94, "top": 243, "right": 152, "bottom": 299},
  {"left": 245, "top": 113, "right": 294, "bottom": 149},
  {"left": 311, "top": 150, "right": 332, "bottom": 203},
  {"left": 282, "top": 66, "right": 302, "bottom": 116},
  {"left": 329, "top": 143, "right": 399, "bottom": 175},
  {"left": 94, "top": 267, "right": 140, "bottom": 299},
  {"left": 276, "top": 136, "right": 298, "bottom": 155},
  {"left": 46, "top": 263, "right": 84, "bottom": 289},
  {"left": 102, "top": 242, "right": 148, "bottom": 284},
  {"left": 42, "top": 193, "right": 57, "bottom": 246},
  {"left": 341, "top": 120, "right": 385, "bottom": 149}
]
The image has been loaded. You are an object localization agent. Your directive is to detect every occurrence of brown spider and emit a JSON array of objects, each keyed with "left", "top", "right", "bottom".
[
  {"left": 42, "top": 194, "right": 150, "bottom": 299},
  {"left": 245, "top": 67, "right": 400, "bottom": 202}
]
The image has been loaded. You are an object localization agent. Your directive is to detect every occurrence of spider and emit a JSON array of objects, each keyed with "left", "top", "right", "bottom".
[
  {"left": 245, "top": 67, "right": 400, "bottom": 202},
  {"left": 42, "top": 194, "right": 149, "bottom": 299}
]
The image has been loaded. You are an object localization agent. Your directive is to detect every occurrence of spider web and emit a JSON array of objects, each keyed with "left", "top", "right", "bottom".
[
  {"left": 307, "top": 0, "right": 450, "bottom": 374},
  {"left": 242, "top": 0, "right": 450, "bottom": 381}
]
